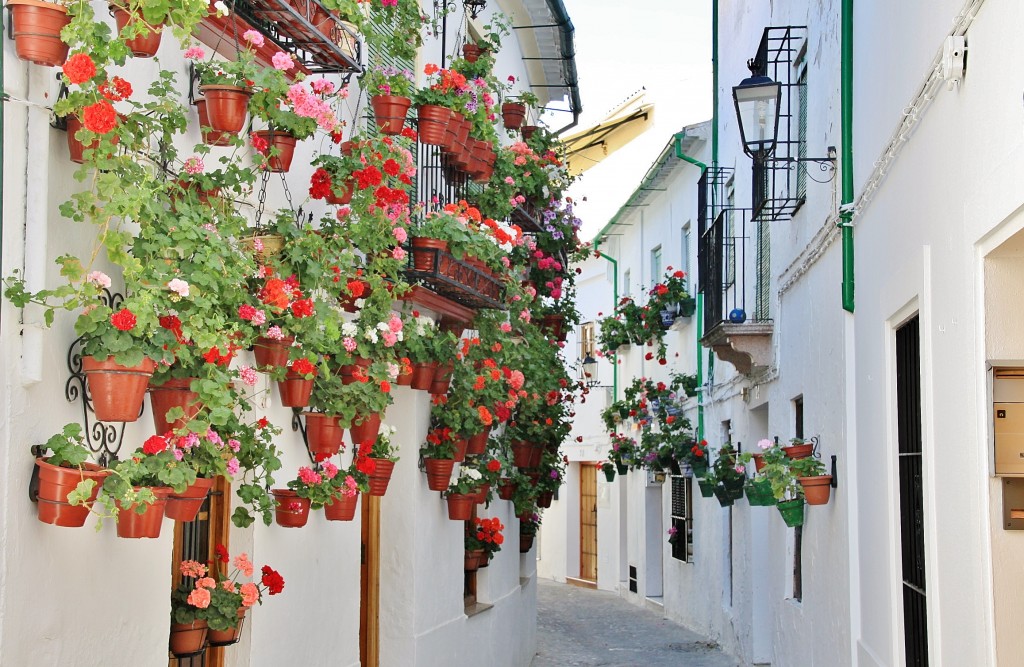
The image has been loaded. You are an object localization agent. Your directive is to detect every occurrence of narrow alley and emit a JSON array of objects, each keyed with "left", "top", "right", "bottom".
[{"left": 532, "top": 580, "right": 741, "bottom": 667}]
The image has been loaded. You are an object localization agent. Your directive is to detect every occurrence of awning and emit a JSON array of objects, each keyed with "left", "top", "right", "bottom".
[{"left": 560, "top": 94, "right": 655, "bottom": 175}]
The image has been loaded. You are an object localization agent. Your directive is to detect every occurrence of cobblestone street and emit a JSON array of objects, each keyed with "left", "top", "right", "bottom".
[{"left": 532, "top": 579, "right": 742, "bottom": 667}]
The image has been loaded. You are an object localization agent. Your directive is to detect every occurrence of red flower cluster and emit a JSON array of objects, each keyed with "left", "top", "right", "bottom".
[
  {"left": 472, "top": 516, "right": 504, "bottom": 545},
  {"left": 62, "top": 53, "right": 96, "bottom": 85},
  {"left": 203, "top": 345, "right": 235, "bottom": 365},
  {"left": 159, "top": 314, "right": 187, "bottom": 344},
  {"left": 260, "top": 565, "right": 285, "bottom": 595},
  {"left": 215, "top": 544, "right": 230, "bottom": 564},
  {"left": 309, "top": 167, "right": 332, "bottom": 200},
  {"left": 142, "top": 434, "right": 168, "bottom": 455},
  {"left": 250, "top": 132, "right": 269, "bottom": 154},
  {"left": 353, "top": 165, "right": 383, "bottom": 190},
  {"left": 289, "top": 358, "right": 317, "bottom": 376},
  {"left": 290, "top": 298, "right": 314, "bottom": 318},
  {"left": 99, "top": 76, "right": 133, "bottom": 102},
  {"left": 82, "top": 100, "right": 118, "bottom": 134},
  {"left": 110, "top": 308, "right": 137, "bottom": 331}
]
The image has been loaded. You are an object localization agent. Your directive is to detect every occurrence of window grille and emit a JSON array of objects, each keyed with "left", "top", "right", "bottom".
[{"left": 670, "top": 476, "right": 694, "bottom": 563}]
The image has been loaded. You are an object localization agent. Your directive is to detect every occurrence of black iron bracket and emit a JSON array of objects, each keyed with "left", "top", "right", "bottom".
[
  {"left": 763, "top": 148, "right": 838, "bottom": 184},
  {"left": 64, "top": 290, "right": 134, "bottom": 468},
  {"left": 49, "top": 79, "right": 69, "bottom": 131},
  {"left": 290, "top": 407, "right": 319, "bottom": 465},
  {"left": 830, "top": 454, "right": 838, "bottom": 489}
]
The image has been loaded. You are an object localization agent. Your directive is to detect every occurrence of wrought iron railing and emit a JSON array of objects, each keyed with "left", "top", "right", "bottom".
[{"left": 699, "top": 207, "right": 768, "bottom": 330}]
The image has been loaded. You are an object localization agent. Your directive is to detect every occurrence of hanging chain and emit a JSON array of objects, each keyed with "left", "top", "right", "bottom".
[
  {"left": 253, "top": 169, "right": 270, "bottom": 230},
  {"left": 279, "top": 171, "right": 295, "bottom": 213}
]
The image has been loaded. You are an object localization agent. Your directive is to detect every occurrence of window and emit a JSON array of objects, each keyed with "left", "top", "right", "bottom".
[
  {"left": 579, "top": 322, "right": 597, "bottom": 385},
  {"left": 680, "top": 222, "right": 691, "bottom": 278},
  {"left": 794, "top": 45, "right": 809, "bottom": 203},
  {"left": 723, "top": 178, "right": 736, "bottom": 288},
  {"left": 650, "top": 245, "right": 662, "bottom": 288},
  {"left": 623, "top": 269, "right": 632, "bottom": 298},
  {"left": 670, "top": 476, "right": 694, "bottom": 562},
  {"left": 791, "top": 395, "right": 805, "bottom": 601}
]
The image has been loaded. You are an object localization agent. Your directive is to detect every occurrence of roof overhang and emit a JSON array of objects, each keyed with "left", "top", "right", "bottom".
[{"left": 561, "top": 92, "right": 655, "bottom": 175}]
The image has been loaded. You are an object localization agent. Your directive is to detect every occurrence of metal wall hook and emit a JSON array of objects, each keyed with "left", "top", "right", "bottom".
[
  {"left": 290, "top": 407, "right": 318, "bottom": 465},
  {"left": 830, "top": 454, "right": 838, "bottom": 489}
]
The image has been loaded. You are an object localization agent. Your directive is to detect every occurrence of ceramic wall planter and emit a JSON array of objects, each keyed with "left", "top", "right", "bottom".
[
  {"left": 273, "top": 488, "right": 311, "bottom": 527},
  {"left": 7, "top": 0, "right": 70, "bottom": 67},
  {"left": 165, "top": 476, "right": 214, "bottom": 522},
  {"left": 370, "top": 95, "right": 412, "bottom": 134},
  {"left": 304, "top": 413, "right": 344, "bottom": 456},
  {"left": 82, "top": 355, "right": 156, "bottom": 422},
  {"left": 116, "top": 486, "right": 171, "bottom": 538},
  {"left": 253, "top": 130, "right": 297, "bottom": 172},
  {"left": 424, "top": 458, "right": 455, "bottom": 492},
  {"left": 35, "top": 458, "right": 108, "bottom": 527},
  {"left": 798, "top": 475, "right": 833, "bottom": 505},
  {"left": 446, "top": 493, "right": 474, "bottom": 520},
  {"left": 410, "top": 362, "right": 437, "bottom": 390},
  {"left": 149, "top": 377, "right": 202, "bottom": 433},
  {"left": 199, "top": 85, "right": 251, "bottom": 134},
  {"left": 366, "top": 458, "right": 394, "bottom": 496},
  {"left": 111, "top": 6, "right": 162, "bottom": 57},
  {"left": 169, "top": 619, "right": 209, "bottom": 657},
  {"left": 324, "top": 492, "right": 358, "bottom": 521}
]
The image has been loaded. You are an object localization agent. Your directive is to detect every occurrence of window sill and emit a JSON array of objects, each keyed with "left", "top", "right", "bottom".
[{"left": 464, "top": 601, "right": 493, "bottom": 618}]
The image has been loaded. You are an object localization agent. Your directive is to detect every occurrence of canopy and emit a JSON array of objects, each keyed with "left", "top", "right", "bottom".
[{"left": 560, "top": 93, "right": 655, "bottom": 175}]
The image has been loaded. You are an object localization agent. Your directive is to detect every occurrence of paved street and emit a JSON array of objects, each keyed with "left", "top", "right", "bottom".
[{"left": 532, "top": 579, "right": 742, "bottom": 667}]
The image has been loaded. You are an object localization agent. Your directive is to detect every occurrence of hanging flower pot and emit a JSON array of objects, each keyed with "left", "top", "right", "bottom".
[
  {"left": 35, "top": 458, "right": 108, "bottom": 527},
  {"left": 410, "top": 237, "right": 448, "bottom": 273},
  {"left": 253, "top": 129, "right": 297, "bottom": 172},
  {"left": 462, "top": 43, "right": 483, "bottom": 62},
  {"left": 195, "top": 99, "right": 233, "bottom": 147},
  {"left": 510, "top": 440, "right": 543, "bottom": 468},
  {"left": 498, "top": 479, "right": 516, "bottom": 500},
  {"left": 111, "top": 6, "right": 162, "bottom": 57},
  {"left": 522, "top": 125, "right": 539, "bottom": 140},
  {"left": 371, "top": 94, "right": 412, "bottom": 135},
  {"left": 253, "top": 335, "right": 294, "bottom": 370},
  {"left": 116, "top": 486, "right": 171, "bottom": 538},
  {"left": 324, "top": 178, "right": 355, "bottom": 205},
  {"left": 752, "top": 452, "right": 766, "bottom": 472},
  {"left": 304, "top": 413, "right": 344, "bottom": 456},
  {"left": 696, "top": 477, "right": 716, "bottom": 497},
  {"left": 165, "top": 476, "right": 214, "bottom": 522},
  {"left": 366, "top": 458, "right": 395, "bottom": 496},
  {"left": 539, "top": 314, "right": 567, "bottom": 341},
  {"left": 7, "top": 0, "right": 70, "bottom": 67},
  {"left": 169, "top": 619, "right": 209, "bottom": 657},
  {"left": 466, "top": 427, "right": 490, "bottom": 456},
  {"left": 239, "top": 232, "right": 286, "bottom": 262},
  {"left": 424, "top": 457, "right": 455, "bottom": 492},
  {"left": 429, "top": 361, "right": 454, "bottom": 395},
  {"left": 277, "top": 371, "right": 315, "bottom": 408},
  {"left": 396, "top": 363, "right": 414, "bottom": 386},
  {"left": 417, "top": 104, "right": 451, "bottom": 145},
  {"left": 324, "top": 492, "right": 359, "bottom": 521},
  {"left": 446, "top": 493, "right": 474, "bottom": 520},
  {"left": 464, "top": 548, "right": 485, "bottom": 571},
  {"left": 615, "top": 462, "right": 628, "bottom": 476},
  {"left": 66, "top": 114, "right": 120, "bottom": 164},
  {"left": 452, "top": 438, "right": 469, "bottom": 464},
  {"left": 272, "top": 488, "right": 311, "bottom": 527},
  {"left": 340, "top": 355, "right": 372, "bottom": 384},
  {"left": 410, "top": 361, "right": 438, "bottom": 390},
  {"left": 602, "top": 466, "right": 616, "bottom": 483},
  {"left": 537, "top": 491, "right": 553, "bottom": 508},
  {"left": 149, "top": 377, "right": 202, "bottom": 433},
  {"left": 798, "top": 475, "right": 833, "bottom": 505},
  {"left": 349, "top": 412, "right": 382, "bottom": 447},
  {"left": 745, "top": 478, "right": 776, "bottom": 507},
  {"left": 501, "top": 101, "right": 527, "bottom": 130},
  {"left": 207, "top": 609, "right": 246, "bottom": 647},
  {"left": 519, "top": 532, "right": 535, "bottom": 553},
  {"left": 199, "top": 85, "right": 252, "bottom": 134},
  {"left": 777, "top": 499, "right": 805, "bottom": 527},
  {"left": 783, "top": 442, "right": 814, "bottom": 459},
  {"left": 82, "top": 355, "right": 156, "bottom": 422},
  {"left": 473, "top": 483, "right": 490, "bottom": 504}
]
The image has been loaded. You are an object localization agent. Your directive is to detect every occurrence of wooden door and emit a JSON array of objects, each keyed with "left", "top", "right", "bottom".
[
  {"left": 580, "top": 464, "right": 598, "bottom": 582},
  {"left": 360, "top": 494, "right": 380, "bottom": 667}
]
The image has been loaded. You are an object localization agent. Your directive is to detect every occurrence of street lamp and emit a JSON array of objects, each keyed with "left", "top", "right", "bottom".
[
  {"left": 581, "top": 355, "right": 599, "bottom": 388},
  {"left": 732, "top": 59, "right": 782, "bottom": 160},
  {"left": 463, "top": 0, "right": 486, "bottom": 19}
]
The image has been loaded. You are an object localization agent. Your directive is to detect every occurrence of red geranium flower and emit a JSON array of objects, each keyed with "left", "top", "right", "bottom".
[
  {"left": 82, "top": 100, "right": 118, "bottom": 134},
  {"left": 215, "top": 544, "right": 230, "bottom": 563},
  {"left": 62, "top": 53, "right": 96, "bottom": 85},
  {"left": 142, "top": 435, "right": 167, "bottom": 455},
  {"left": 260, "top": 565, "right": 285, "bottom": 595},
  {"left": 99, "top": 76, "right": 133, "bottom": 101},
  {"left": 110, "top": 308, "right": 137, "bottom": 331}
]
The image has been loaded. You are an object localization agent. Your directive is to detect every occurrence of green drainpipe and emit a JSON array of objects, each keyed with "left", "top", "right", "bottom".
[
  {"left": 672, "top": 131, "right": 707, "bottom": 442},
  {"left": 711, "top": 0, "right": 718, "bottom": 165},
  {"left": 840, "top": 0, "right": 855, "bottom": 312}
]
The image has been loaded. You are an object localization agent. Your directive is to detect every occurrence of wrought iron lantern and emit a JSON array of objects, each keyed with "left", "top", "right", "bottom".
[
  {"left": 732, "top": 59, "right": 782, "bottom": 159},
  {"left": 464, "top": 0, "right": 486, "bottom": 19},
  {"left": 581, "top": 355, "right": 599, "bottom": 388}
]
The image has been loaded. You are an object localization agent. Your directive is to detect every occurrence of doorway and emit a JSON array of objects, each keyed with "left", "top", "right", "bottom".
[
  {"left": 579, "top": 464, "right": 598, "bottom": 582},
  {"left": 360, "top": 494, "right": 380, "bottom": 667}
]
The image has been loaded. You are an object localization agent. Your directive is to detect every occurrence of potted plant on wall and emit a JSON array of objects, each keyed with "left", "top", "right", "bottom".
[
  {"left": 647, "top": 267, "right": 697, "bottom": 327},
  {"left": 790, "top": 455, "right": 832, "bottom": 505},
  {"left": 445, "top": 466, "right": 485, "bottom": 520},
  {"left": 362, "top": 64, "right": 415, "bottom": 135},
  {"left": 710, "top": 443, "right": 746, "bottom": 507},
  {"left": 33, "top": 424, "right": 110, "bottom": 527},
  {"left": 468, "top": 515, "right": 505, "bottom": 569}
]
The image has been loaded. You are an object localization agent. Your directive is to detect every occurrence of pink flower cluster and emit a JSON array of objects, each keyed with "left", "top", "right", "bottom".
[
  {"left": 298, "top": 466, "right": 322, "bottom": 485},
  {"left": 286, "top": 83, "right": 339, "bottom": 132}
]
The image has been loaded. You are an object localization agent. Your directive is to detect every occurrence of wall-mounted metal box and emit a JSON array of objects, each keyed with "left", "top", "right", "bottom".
[{"left": 993, "top": 369, "right": 1024, "bottom": 475}]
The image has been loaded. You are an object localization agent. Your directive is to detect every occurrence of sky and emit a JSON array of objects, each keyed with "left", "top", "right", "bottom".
[{"left": 553, "top": 0, "right": 713, "bottom": 241}]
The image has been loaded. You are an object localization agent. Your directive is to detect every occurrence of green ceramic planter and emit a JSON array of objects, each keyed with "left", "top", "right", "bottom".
[
  {"left": 777, "top": 499, "right": 805, "bottom": 527},
  {"left": 697, "top": 477, "right": 716, "bottom": 497},
  {"left": 745, "top": 479, "right": 775, "bottom": 506}
]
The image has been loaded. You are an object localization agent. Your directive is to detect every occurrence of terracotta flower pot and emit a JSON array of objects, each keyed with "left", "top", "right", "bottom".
[
  {"left": 462, "top": 43, "right": 483, "bottom": 62},
  {"left": 424, "top": 457, "right": 455, "bottom": 492},
  {"left": 537, "top": 491, "right": 554, "bottom": 508},
  {"left": 522, "top": 125, "right": 539, "bottom": 140},
  {"left": 540, "top": 314, "right": 567, "bottom": 341},
  {"left": 511, "top": 440, "right": 543, "bottom": 468},
  {"left": 324, "top": 178, "right": 355, "bottom": 205},
  {"left": 410, "top": 362, "right": 438, "bottom": 390},
  {"left": 116, "top": 486, "right": 171, "bottom": 538},
  {"left": 417, "top": 104, "right": 451, "bottom": 145},
  {"left": 495, "top": 479, "right": 514, "bottom": 501},
  {"left": 429, "top": 361, "right": 454, "bottom": 395},
  {"left": 82, "top": 355, "right": 156, "bottom": 422},
  {"left": 277, "top": 371, "right": 315, "bottom": 408},
  {"left": 473, "top": 483, "right": 490, "bottom": 504},
  {"left": 349, "top": 412, "right": 382, "bottom": 447},
  {"left": 65, "top": 114, "right": 120, "bottom": 164},
  {"left": 253, "top": 129, "right": 298, "bottom": 172},
  {"left": 366, "top": 458, "right": 395, "bottom": 496},
  {"left": 519, "top": 532, "right": 535, "bottom": 553},
  {"left": 111, "top": 6, "right": 162, "bottom": 57},
  {"left": 340, "top": 355, "right": 372, "bottom": 384},
  {"left": 371, "top": 94, "right": 412, "bottom": 135},
  {"left": 253, "top": 335, "right": 294, "bottom": 370},
  {"left": 273, "top": 488, "right": 311, "bottom": 527},
  {"left": 7, "top": 0, "right": 70, "bottom": 67},
  {"left": 199, "top": 84, "right": 251, "bottom": 134},
  {"left": 207, "top": 609, "right": 246, "bottom": 646},
  {"left": 783, "top": 443, "right": 815, "bottom": 459},
  {"left": 752, "top": 452, "right": 766, "bottom": 472},
  {"left": 195, "top": 99, "right": 234, "bottom": 147},
  {"left": 165, "top": 476, "right": 214, "bottom": 522},
  {"left": 35, "top": 458, "right": 108, "bottom": 527},
  {"left": 446, "top": 493, "right": 475, "bottom": 520},
  {"left": 149, "top": 377, "right": 202, "bottom": 433},
  {"left": 170, "top": 619, "right": 209, "bottom": 657},
  {"left": 304, "top": 413, "right": 344, "bottom": 456},
  {"left": 410, "top": 237, "right": 448, "bottom": 273},
  {"left": 798, "top": 475, "right": 833, "bottom": 505},
  {"left": 395, "top": 364, "right": 414, "bottom": 386},
  {"left": 466, "top": 427, "right": 490, "bottom": 456},
  {"left": 324, "top": 491, "right": 359, "bottom": 521},
  {"left": 451, "top": 438, "right": 469, "bottom": 464},
  {"left": 501, "top": 102, "right": 527, "bottom": 130}
]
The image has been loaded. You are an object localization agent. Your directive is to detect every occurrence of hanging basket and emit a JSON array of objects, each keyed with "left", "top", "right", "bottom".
[
  {"left": 165, "top": 476, "right": 214, "bottom": 522},
  {"left": 424, "top": 458, "right": 455, "bottom": 492},
  {"left": 82, "top": 355, "right": 156, "bottom": 422},
  {"left": 272, "top": 488, "right": 311, "bottom": 527},
  {"left": 207, "top": 609, "right": 246, "bottom": 647},
  {"left": 149, "top": 377, "right": 202, "bottom": 433},
  {"left": 7, "top": 0, "right": 70, "bottom": 67},
  {"left": 446, "top": 493, "right": 474, "bottom": 520},
  {"left": 304, "top": 412, "right": 344, "bottom": 456},
  {"left": 324, "top": 492, "right": 359, "bottom": 521},
  {"left": 498, "top": 479, "right": 516, "bottom": 500},
  {"left": 501, "top": 102, "right": 527, "bottom": 130},
  {"left": 371, "top": 94, "right": 412, "bottom": 135},
  {"left": 777, "top": 499, "right": 805, "bottom": 527},
  {"left": 170, "top": 620, "right": 209, "bottom": 657},
  {"left": 277, "top": 371, "right": 315, "bottom": 408},
  {"left": 253, "top": 129, "right": 298, "bottom": 172},
  {"left": 115, "top": 486, "right": 171, "bottom": 538},
  {"left": 198, "top": 85, "right": 251, "bottom": 134},
  {"left": 195, "top": 99, "right": 234, "bottom": 147},
  {"left": 602, "top": 467, "right": 616, "bottom": 482},
  {"left": 696, "top": 477, "right": 716, "bottom": 498},
  {"left": 366, "top": 458, "right": 395, "bottom": 496},
  {"left": 111, "top": 6, "right": 162, "bottom": 57},
  {"left": 462, "top": 43, "right": 483, "bottom": 62},
  {"left": 417, "top": 104, "right": 451, "bottom": 145},
  {"left": 744, "top": 478, "right": 776, "bottom": 506},
  {"left": 35, "top": 459, "right": 108, "bottom": 527}
]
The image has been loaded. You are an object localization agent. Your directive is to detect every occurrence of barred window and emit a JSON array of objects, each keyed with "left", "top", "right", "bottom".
[{"left": 670, "top": 476, "right": 694, "bottom": 563}]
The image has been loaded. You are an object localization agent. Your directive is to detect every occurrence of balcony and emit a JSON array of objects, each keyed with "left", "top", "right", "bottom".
[{"left": 697, "top": 169, "right": 773, "bottom": 375}]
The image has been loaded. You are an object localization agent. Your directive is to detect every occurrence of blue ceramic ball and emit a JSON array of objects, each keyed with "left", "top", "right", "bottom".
[{"left": 728, "top": 308, "right": 747, "bottom": 324}]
